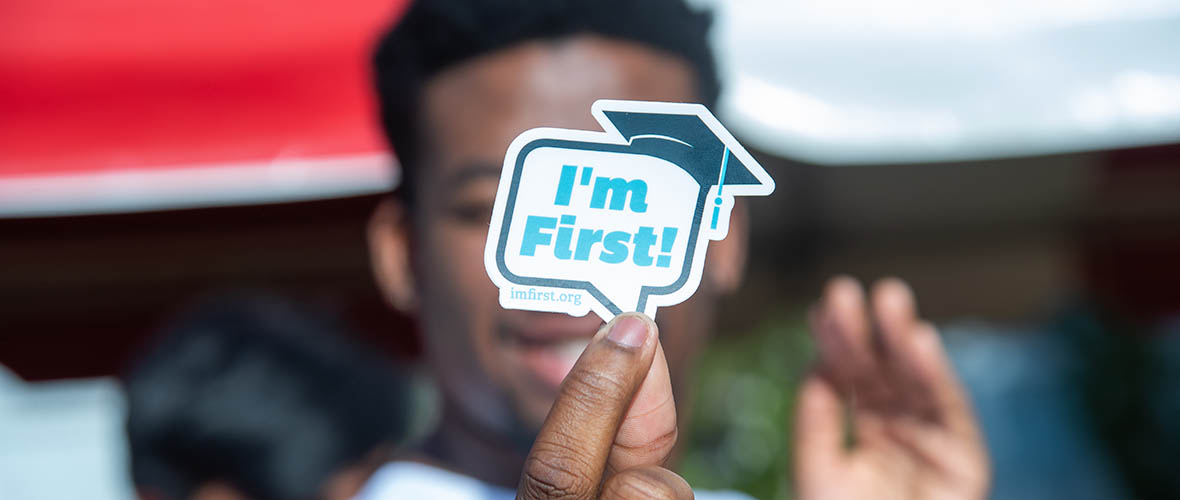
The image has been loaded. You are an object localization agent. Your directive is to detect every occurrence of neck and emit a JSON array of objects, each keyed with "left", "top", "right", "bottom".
[{"left": 415, "top": 404, "right": 529, "bottom": 489}]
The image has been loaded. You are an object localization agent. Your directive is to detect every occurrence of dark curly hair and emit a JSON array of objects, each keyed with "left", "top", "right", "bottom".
[
  {"left": 125, "top": 294, "right": 410, "bottom": 500},
  {"left": 372, "top": 0, "right": 719, "bottom": 207}
]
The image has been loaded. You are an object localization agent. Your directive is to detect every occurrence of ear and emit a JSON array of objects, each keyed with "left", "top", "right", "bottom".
[
  {"left": 705, "top": 199, "right": 749, "bottom": 295},
  {"left": 367, "top": 197, "right": 418, "bottom": 312}
]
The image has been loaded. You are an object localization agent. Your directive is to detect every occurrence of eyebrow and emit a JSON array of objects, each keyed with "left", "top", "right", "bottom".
[{"left": 440, "top": 162, "right": 503, "bottom": 189}]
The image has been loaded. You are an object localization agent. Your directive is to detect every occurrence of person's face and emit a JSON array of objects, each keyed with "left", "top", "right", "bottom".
[{"left": 369, "top": 36, "right": 748, "bottom": 444}]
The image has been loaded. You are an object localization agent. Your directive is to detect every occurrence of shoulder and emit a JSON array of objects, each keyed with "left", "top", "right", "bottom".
[
  {"left": 694, "top": 489, "right": 757, "bottom": 500},
  {"left": 353, "top": 461, "right": 513, "bottom": 500},
  {"left": 354, "top": 461, "right": 755, "bottom": 500}
]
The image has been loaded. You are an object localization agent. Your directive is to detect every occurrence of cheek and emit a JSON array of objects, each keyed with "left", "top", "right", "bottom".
[
  {"left": 414, "top": 220, "right": 504, "bottom": 367},
  {"left": 655, "top": 296, "right": 715, "bottom": 383},
  {"left": 417, "top": 222, "right": 527, "bottom": 429},
  {"left": 418, "top": 222, "right": 497, "bottom": 301}
]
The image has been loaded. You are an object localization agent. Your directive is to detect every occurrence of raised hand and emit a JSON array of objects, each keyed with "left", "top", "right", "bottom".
[{"left": 795, "top": 277, "right": 990, "bottom": 500}]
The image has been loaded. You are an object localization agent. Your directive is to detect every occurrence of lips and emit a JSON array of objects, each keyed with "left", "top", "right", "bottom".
[
  {"left": 502, "top": 313, "right": 602, "bottom": 388},
  {"left": 516, "top": 337, "right": 592, "bottom": 388}
]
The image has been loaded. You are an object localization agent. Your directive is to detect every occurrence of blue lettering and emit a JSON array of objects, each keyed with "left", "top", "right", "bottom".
[
  {"left": 574, "top": 229, "right": 603, "bottom": 261},
  {"left": 554, "top": 165, "right": 577, "bottom": 206},
  {"left": 632, "top": 226, "right": 657, "bottom": 266},
  {"left": 555, "top": 215, "right": 576, "bottom": 259},
  {"left": 599, "top": 231, "right": 631, "bottom": 264},
  {"left": 590, "top": 177, "right": 648, "bottom": 212},
  {"left": 520, "top": 216, "right": 557, "bottom": 256}
]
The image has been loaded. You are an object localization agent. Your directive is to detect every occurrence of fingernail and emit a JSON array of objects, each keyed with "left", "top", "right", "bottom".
[{"left": 606, "top": 315, "right": 649, "bottom": 348}]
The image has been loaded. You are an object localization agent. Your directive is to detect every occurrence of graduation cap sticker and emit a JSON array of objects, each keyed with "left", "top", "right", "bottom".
[{"left": 484, "top": 99, "right": 775, "bottom": 321}]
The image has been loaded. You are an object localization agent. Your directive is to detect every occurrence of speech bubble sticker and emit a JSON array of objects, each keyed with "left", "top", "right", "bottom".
[{"left": 484, "top": 99, "right": 775, "bottom": 321}]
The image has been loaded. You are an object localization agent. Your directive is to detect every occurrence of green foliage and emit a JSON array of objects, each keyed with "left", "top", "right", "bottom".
[{"left": 677, "top": 310, "right": 814, "bottom": 500}]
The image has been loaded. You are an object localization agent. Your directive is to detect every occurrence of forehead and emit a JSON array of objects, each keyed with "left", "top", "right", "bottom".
[{"left": 420, "top": 35, "right": 699, "bottom": 173}]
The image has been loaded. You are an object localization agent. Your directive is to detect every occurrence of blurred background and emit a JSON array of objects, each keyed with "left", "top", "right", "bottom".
[{"left": 2, "top": 1, "right": 1178, "bottom": 499}]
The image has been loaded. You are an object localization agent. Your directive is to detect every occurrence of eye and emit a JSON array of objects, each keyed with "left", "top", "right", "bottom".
[
  {"left": 445, "top": 199, "right": 494, "bottom": 226},
  {"left": 433, "top": 164, "right": 500, "bottom": 226}
]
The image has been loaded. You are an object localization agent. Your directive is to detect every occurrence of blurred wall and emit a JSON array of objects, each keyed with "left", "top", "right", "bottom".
[{"left": 3, "top": 145, "right": 1176, "bottom": 380}]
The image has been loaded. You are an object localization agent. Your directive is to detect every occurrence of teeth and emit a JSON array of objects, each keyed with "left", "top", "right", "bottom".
[{"left": 555, "top": 338, "right": 591, "bottom": 362}]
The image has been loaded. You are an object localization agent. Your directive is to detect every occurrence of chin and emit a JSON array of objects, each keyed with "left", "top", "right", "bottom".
[{"left": 513, "top": 390, "right": 561, "bottom": 433}]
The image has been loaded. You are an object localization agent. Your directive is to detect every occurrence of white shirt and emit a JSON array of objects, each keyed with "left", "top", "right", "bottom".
[{"left": 355, "top": 461, "right": 754, "bottom": 500}]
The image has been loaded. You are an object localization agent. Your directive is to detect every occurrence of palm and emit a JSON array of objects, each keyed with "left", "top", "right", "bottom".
[
  {"left": 805, "top": 414, "right": 983, "bottom": 500},
  {"left": 794, "top": 277, "right": 989, "bottom": 500}
]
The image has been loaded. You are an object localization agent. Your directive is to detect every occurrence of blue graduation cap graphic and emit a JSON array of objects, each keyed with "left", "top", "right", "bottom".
[{"left": 484, "top": 99, "right": 774, "bottom": 321}]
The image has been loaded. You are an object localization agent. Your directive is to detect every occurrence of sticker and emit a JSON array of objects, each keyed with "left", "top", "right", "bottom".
[{"left": 484, "top": 99, "right": 775, "bottom": 321}]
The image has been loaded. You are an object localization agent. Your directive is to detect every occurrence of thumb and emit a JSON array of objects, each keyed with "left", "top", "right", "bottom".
[
  {"left": 793, "top": 372, "right": 845, "bottom": 496},
  {"left": 517, "top": 312, "right": 660, "bottom": 500},
  {"left": 607, "top": 337, "right": 677, "bottom": 474}
]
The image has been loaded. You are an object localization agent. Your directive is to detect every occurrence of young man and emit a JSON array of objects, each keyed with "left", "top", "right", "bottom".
[{"left": 361, "top": 1, "right": 990, "bottom": 498}]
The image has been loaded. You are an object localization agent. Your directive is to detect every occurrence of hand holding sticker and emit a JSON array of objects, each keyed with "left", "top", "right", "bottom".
[{"left": 484, "top": 100, "right": 774, "bottom": 321}]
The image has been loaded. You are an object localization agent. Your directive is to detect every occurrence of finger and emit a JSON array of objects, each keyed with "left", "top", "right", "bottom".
[
  {"left": 907, "top": 322, "right": 981, "bottom": 440},
  {"left": 600, "top": 466, "right": 694, "bottom": 500},
  {"left": 517, "top": 313, "right": 658, "bottom": 500},
  {"left": 608, "top": 339, "right": 678, "bottom": 475},
  {"left": 870, "top": 277, "right": 917, "bottom": 354},
  {"left": 810, "top": 276, "right": 875, "bottom": 392},
  {"left": 869, "top": 278, "right": 930, "bottom": 415},
  {"left": 792, "top": 373, "right": 845, "bottom": 492}
]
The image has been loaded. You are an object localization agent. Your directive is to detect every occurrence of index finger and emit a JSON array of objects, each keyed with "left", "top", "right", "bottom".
[
  {"left": 871, "top": 279, "right": 977, "bottom": 436},
  {"left": 517, "top": 313, "right": 659, "bottom": 500}
]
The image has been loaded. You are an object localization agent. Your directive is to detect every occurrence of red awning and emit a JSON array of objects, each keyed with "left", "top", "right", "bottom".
[{"left": 0, "top": 0, "right": 408, "bottom": 216}]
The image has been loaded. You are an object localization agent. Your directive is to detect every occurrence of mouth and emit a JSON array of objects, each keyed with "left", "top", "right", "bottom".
[
  {"left": 514, "top": 336, "right": 593, "bottom": 388},
  {"left": 501, "top": 314, "right": 602, "bottom": 389}
]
